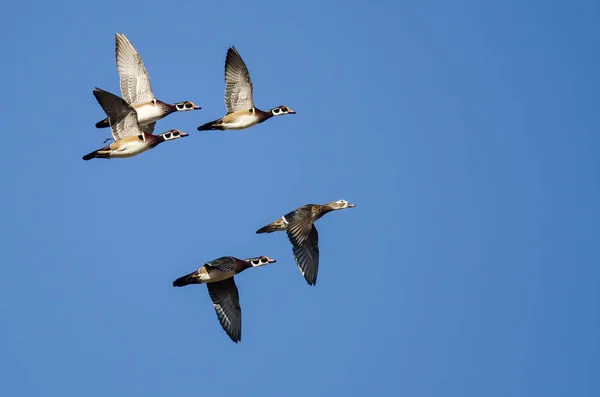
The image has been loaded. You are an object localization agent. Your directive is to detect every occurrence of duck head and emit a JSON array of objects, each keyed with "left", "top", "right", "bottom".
[
  {"left": 160, "top": 129, "right": 189, "bottom": 141},
  {"left": 271, "top": 105, "right": 296, "bottom": 116},
  {"left": 174, "top": 101, "right": 201, "bottom": 111},
  {"left": 246, "top": 256, "right": 277, "bottom": 267},
  {"left": 328, "top": 199, "right": 356, "bottom": 210}
]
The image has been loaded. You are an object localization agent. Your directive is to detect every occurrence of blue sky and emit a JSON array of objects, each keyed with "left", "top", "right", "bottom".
[{"left": 1, "top": 1, "right": 599, "bottom": 396}]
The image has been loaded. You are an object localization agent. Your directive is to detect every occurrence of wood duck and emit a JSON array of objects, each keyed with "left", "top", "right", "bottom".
[
  {"left": 256, "top": 200, "right": 355, "bottom": 286},
  {"left": 95, "top": 33, "right": 200, "bottom": 134},
  {"left": 173, "top": 255, "right": 276, "bottom": 343},
  {"left": 83, "top": 88, "right": 189, "bottom": 160},
  {"left": 197, "top": 46, "right": 295, "bottom": 131}
]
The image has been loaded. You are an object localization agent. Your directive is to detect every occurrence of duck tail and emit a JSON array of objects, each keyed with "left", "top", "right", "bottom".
[
  {"left": 95, "top": 117, "right": 110, "bottom": 129},
  {"left": 256, "top": 225, "right": 273, "bottom": 234},
  {"left": 256, "top": 223, "right": 282, "bottom": 234},
  {"left": 197, "top": 118, "right": 223, "bottom": 131},
  {"left": 196, "top": 122, "right": 215, "bottom": 131},
  {"left": 173, "top": 272, "right": 201, "bottom": 287},
  {"left": 82, "top": 149, "right": 110, "bottom": 161}
]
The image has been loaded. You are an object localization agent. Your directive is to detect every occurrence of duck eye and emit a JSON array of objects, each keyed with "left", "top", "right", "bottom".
[
  {"left": 281, "top": 106, "right": 287, "bottom": 111},
  {"left": 185, "top": 103, "right": 193, "bottom": 109}
]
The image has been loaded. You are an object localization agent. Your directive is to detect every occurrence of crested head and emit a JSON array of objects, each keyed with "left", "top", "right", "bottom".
[
  {"left": 327, "top": 199, "right": 356, "bottom": 210},
  {"left": 174, "top": 101, "right": 201, "bottom": 112},
  {"left": 246, "top": 256, "right": 277, "bottom": 267},
  {"left": 159, "top": 129, "right": 189, "bottom": 141},
  {"left": 271, "top": 105, "right": 296, "bottom": 116}
]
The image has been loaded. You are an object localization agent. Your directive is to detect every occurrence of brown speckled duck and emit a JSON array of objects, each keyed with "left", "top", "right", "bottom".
[
  {"left": 173, "top": 255, "right": 276, "bottom": 343},
  {"left": 95, "top": 33, "right": 200, "bottom": 134},
  {"left": 83, "top": 88, "right": 188, "bottom": 160},
  {"left": 197, "top": 46, "right": 295, "bottom": 131},
  {"left": 256, "top": 200, "right": 355, "bottom": 286}
]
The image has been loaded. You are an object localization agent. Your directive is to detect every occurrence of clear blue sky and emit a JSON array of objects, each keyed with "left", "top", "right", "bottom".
[{"left": 1, "top": 1, "right": 598, "bottom": 396}]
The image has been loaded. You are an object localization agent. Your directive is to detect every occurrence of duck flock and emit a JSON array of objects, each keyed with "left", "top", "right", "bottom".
[{"left": 85, "top": 33, "right": 355, "bottom": 343}]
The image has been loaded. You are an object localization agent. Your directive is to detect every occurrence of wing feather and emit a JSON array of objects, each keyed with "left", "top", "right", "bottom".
[
  {"left": 115, "top": 33, "right": 155, "bottom": 105},
  {"left": 287, "top": 220, "right": 320, "bottom": 286},
  {"left": 206, "top": 278, "right": 242, "bottom": 343},
  {"left": 92, "top": 88, "right": 142, "bottom": 141},
  {"left": 224, "top": 46, "right": 254, "bottom": 113}
]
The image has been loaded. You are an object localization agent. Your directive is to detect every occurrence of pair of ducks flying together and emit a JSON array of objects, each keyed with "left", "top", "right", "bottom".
[
  {"left": 174, "top": 199, "right": 356, "bottom": 343},
  {"left": 83, "top": 33, "right": 295, "bottom": 160}
]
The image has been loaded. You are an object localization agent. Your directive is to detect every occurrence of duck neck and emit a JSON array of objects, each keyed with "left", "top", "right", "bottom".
[
  {"left": 159, "top": 101, "right": 177, "bottom": 115},
  {"left": 256, "top": 108, "right": 274, "bottom": 120}
]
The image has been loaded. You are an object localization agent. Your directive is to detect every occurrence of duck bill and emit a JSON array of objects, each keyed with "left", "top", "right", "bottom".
[
  {"left": 267, "top": 258, "right": 277, "bottom": 264},
  {"left": 192, "top": 105, "right": 201, "bottom": 110},
  {"left": 347, "top": 203, "right": 356, "bottom": 208},
  {"left": 180, "top": 132, "right": 190, "bottom": 137},
  {"left": 288, "top": 109, "right": 296, "bottom": 114}
]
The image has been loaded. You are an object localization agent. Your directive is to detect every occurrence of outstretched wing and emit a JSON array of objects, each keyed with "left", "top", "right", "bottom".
[
  {"left": 287, "top": 219, "right": 320, "bottom": 286},
  {"left": 224, "top": 46, "right": 254, "bottom": 113},
  {"left": 206, "top": 278, "right": 242, "bottom": 343},
  {"left": 115, "top": 33, "right": 155, "bottom": 105},
  {"left": 92, "top": 88, "right": 142, "bottom": 141}
]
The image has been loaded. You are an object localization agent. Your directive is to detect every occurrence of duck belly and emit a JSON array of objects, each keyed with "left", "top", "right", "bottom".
[
  {"left": 223, "top": 114, "right": 260, "bottom": 130},
  {"left": 109, "top": 140, "right": 151, "bottom": 158}
]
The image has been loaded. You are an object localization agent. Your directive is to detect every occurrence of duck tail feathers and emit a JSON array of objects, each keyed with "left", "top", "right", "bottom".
[{"left": 95, "top": 117, "right": 110, "bottom": 129}]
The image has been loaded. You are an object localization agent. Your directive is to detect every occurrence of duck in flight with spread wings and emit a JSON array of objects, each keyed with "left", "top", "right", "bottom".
[
  {"left": 83, "top": 88, "right": 188, "bottom": 160},
  {"left": 256, "top": 200, "right": 355, "bottom": 286},
  {"left": 95, "top": 33, "right": 200, "bottom": 135},
  {"left": 173, "top": 255, "right": 276, "bottom": 343},
  {"left": 197, "top": 46, "right": 295, "bottom": 131}
]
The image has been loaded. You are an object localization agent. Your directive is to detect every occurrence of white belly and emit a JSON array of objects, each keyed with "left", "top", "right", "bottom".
[
  {"left": 134, "top": 103, "right": 164, "bottom": 124},
  {"left": 110, "top": 140, "right": 150, "bottom": 158},
  {"left": 224, "top": 114, "right": 260, "bottom": 130}
]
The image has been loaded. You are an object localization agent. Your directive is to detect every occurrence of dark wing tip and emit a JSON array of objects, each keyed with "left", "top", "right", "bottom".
[
  {"left": 229, "top": 331, "right": 241, "bottom": 343},
  {"left": 305, "top": 274, "right": 317, "bottom": 286},
  {"left": 225, "top": 46, "right": 245, "bottom": 68}
]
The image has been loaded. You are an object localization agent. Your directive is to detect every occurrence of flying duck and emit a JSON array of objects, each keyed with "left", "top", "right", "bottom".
[
  {"left": 173, "top": 255, "right": 276, "bottom": 343},
  {"left": 83, "top": 88, "right": 188, "bottom": 160},
  {"left": 95, "top": 33, "right": 200, "bottom": 134},
  {"left": 197, "top": 46, "right": 295, "bottom": 131},
  {"left": 256, "top": 200, "right": 355, "bottom": 286}
]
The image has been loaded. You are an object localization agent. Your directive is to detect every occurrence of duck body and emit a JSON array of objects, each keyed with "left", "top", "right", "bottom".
[
  {"left": 197, "top": 108, "right": 273, "bottom": 131},
  {"left": 173, "top": 256, "right": 276, "bottom": 343},
  {"left": 256, "top": 200, "right": 356, "bottom": 286},
  {"left": 83, "top": 88, "right": 189, "bottom": 161},
  {"left": 173, "top": 256, "right": 252, "bottom": 286},
  {"left": 83, "top": 133, "right": 161, "bottom": 160}
]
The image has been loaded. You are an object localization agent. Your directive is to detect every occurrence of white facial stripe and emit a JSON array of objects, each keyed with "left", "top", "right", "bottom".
[{"left": 281, "top": 216, "right": 289, "bottom": 225}]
